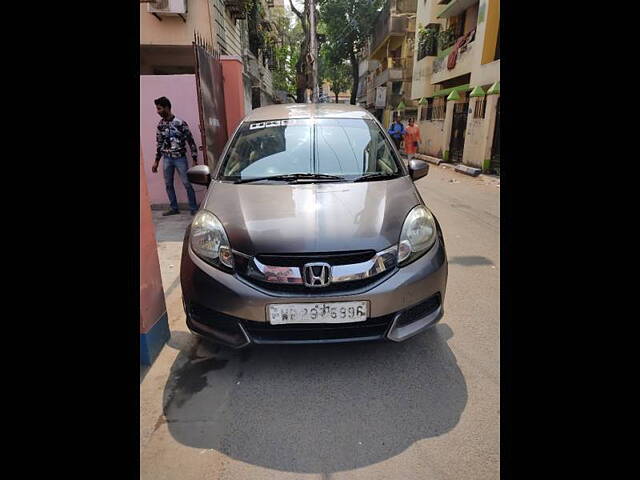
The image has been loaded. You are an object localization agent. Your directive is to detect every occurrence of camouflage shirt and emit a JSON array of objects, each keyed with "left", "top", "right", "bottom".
[{"left": 155, "top": 115, "right": 198, "bottom": 162}]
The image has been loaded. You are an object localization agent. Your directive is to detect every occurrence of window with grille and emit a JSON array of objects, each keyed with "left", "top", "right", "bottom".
[
  {"left": 473, "top": 96, "right": 486, "bottom": 119},
  {"left": 420, "top": 98, "right": 433, "bottom": 121},
  {"left": 432, "top": 98, "right": 446, "bottom": 120},
  {"left": 420, "top": 106, "right": 427, "bottom": 121}
]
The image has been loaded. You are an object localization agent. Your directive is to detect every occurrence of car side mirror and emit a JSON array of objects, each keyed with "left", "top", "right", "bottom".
[
  {"left": 187, "top": 165, "right": 211, "bottom": 186},
  {"left": 409, "top": 159, "right": 429, "bottom": 181}
]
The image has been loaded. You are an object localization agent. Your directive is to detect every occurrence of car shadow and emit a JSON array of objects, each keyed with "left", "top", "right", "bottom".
[
  {"left": 448, "top": 255, "right": 494, "bottom": 266},
  {"left": 161, "top": 323, "right": 467, "bottom": 474}
]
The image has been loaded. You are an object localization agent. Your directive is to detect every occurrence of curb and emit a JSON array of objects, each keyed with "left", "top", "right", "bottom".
[
  {"left": 413, "top": 153, "right": 445, "bottom": 165},
  {"left": 454, "top": 164, "right": 482, "bottom": 177},
  {"left": 425, "top": 158, "right": 500, "bottom": 184}
]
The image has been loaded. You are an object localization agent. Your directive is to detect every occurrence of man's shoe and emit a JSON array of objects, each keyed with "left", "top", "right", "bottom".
[
  {"left": 162, "top": 209, "right": 180, "bottom": 216},
  {"left": 190, "top": 209, "right": 198, "bottom": 216}
]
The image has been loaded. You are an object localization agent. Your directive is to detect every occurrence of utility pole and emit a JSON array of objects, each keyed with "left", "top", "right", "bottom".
[{"left": 308, "top": 0, "right": 319, "bottom": 103}]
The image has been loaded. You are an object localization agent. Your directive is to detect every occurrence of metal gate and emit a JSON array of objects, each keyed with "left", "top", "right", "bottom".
[
  {"left": 193, "top": 36, "right": 228, "bottom": 172},
  {"left": 490, "top": 97, "right": 500, "bottom": 175},
  {"left": 449, "top": 101, "right": 469, "bottom": 163}
]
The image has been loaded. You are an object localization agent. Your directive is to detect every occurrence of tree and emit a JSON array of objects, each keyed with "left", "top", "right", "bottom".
[
  {"left": 268, "top": 7, "right": 304, "bottom": 101},
  {"left": 318, "top": 0, "right": 383, "bottom": 104},
  {"left": 289, "top": 0, "right": 315, "bottom": 103},
  {"left": 320, "top": 46, "right": 351, "bottom": 103}
]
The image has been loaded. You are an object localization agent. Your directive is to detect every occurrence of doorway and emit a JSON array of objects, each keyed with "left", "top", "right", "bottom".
[{"left": 449, "top": 100, "right": 469, "bottom": 163}]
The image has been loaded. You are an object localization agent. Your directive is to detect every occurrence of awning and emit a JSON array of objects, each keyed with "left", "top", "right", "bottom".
[
  {"left": 447, "top": 89, "right": 461, "bottom": 101},
  {"left": 469, "top": 85, "right": 486, "bottom": 97},
  {"left": 429, "top": 83, "right": 471, "bottom": 98},
  {"left": 437, "top": 0, "right": 480, "bottom": 19},
  {"left": 487, "top": 81, "right": 500, "bottom": 95}
]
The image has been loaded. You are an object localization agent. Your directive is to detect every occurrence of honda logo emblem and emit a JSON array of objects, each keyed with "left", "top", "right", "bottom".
[{"left": 303, "top": 262, "right": 331, "bottom": 287}]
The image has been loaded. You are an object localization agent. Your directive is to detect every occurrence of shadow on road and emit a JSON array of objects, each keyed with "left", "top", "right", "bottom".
[
  {"left": 448, "top": 255, "right": 494, "bottom": 266},
  {"left": 161, "top": 324, "right": 467, "bottom": 474}
]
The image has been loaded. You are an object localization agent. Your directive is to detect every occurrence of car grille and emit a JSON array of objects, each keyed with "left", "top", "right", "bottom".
[
  {"left": 234, "top": 250, "right": 394, "bottom": 295},
  {"left": 243, "top": 315, "right": 395, "bottom": 343},
  {"left": 394, "top": 294, "right": 441, "bottom": 328},
  {"left": 187, "top": 301, "right": 395, "bottom": 344},
  {"left": 256, "top": 250, "right": 376, "bottom": 267}
]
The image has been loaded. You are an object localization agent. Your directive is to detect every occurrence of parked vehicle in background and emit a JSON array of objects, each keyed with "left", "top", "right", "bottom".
[{"left": 180, "top": 104, "right": 448, "bottom": 348}]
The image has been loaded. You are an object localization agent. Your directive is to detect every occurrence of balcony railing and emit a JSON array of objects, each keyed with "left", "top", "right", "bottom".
[
  {"left": 225, "top": 0, "right": 247, "bottom": 20},
  {"left": 432, "top": 39, "right": 474, "bottom": 80},
  {"left": 366, "top": 87, "right": 376, "bottom": 107},
  {"left": 374, "top": 68, "right": 402, "bottom": 88},
  {"left": 394, "top": 0, "right": 418, "bottom": 14},
  {"left": 370, "top": 5, "right": 408, "bottom": 54},
  {"left": 371, "top": 57, "right": 413, "bottom": 86}
]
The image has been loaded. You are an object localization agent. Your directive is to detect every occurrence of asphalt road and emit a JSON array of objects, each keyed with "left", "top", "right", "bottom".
[{"left": 140, "top": 165, "right": 500, "bottom": 480}]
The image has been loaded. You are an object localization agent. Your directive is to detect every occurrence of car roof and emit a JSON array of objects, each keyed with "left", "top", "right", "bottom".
[{"left": 243, "top": 103, "right": 377, "bottom": 122}]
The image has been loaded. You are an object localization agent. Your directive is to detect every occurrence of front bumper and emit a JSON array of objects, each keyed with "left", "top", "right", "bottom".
[{"left": 180, "top": 234, "right": 448, "bottom": 348}]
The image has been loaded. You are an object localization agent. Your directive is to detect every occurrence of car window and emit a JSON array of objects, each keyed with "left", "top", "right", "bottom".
[
  {"left": 314, "top": 118, "right": 399, "bottom": 175},
  {"left": 219, "top": 118, "right": 401, "bottom": 180},
  {"left": 222, "top": 120, "right": 312, "bottom": 179}
]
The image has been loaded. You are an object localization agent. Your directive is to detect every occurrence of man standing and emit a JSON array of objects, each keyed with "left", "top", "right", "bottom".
[
  {"left": 404, "top": 117, "right": 422, "bottom": 160},
  {"left": 388, "top": 116, "right": 406, "bottom": 151},
  {"left": 152, "top": 96, "right": 199, "bottom": 216}
]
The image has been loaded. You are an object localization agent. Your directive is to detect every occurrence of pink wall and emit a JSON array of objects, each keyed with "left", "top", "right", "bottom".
[
  {"left": 140, "top": 75, "right": 208, "bottom": 206},
  {"left": 140, "top": 145, "right": 167, "bottom": 334},
  {"left": 220, "top": 57, "right": 246, "bottom": 137}
]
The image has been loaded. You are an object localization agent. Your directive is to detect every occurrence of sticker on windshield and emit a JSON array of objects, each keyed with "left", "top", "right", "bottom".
[{"left": 249, "top": 119, "right": 304, "bottom": 129}]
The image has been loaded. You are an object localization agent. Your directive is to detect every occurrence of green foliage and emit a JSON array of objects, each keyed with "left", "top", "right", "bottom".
[
  {"left": 267, "top": 6, "right": 304, "bottom": 96},
  {"left": 248, "top": 0, "right": 265, "bottom": 56},
  {"left": 320, "top": 45, "right": 351, "bottom": 100},
  {"left": 437, "top": 27, "right": 458, "bottom": 51},
  {"left": 319, "top": 0, "right": 383, "bottom": 57},
  {"left": 417, "top": 24, "right": 438, "bottom": 59},
  {"left": 318, "top": 0, "right": 384, "bottom": 104}
]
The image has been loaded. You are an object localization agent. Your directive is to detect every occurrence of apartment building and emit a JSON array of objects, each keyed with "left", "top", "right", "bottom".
[
  {"left": 356, "top": 0, "right": 418, "bottom": 128},
  {"left": 411, "top": 0, "right": 500, "bottom": 172}
]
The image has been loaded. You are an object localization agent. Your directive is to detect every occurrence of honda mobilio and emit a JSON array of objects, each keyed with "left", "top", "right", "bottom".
[{"left": 180, "top": 104, "right": 447, "bottom": 348}]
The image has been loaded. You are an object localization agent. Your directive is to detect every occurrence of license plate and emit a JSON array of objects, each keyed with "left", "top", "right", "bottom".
[{"left": 268, "top": 301, "right": 369, "bottom": 325}]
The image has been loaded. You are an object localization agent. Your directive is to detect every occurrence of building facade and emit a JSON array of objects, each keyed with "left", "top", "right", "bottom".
[
  {"left": 356, "top": 0, "right": 418, "bottom": 129},
  {"left": 140, "top": 0, "right": 276, "bottom": 110},
  {"left": 411, "top": 0, "right": 500, "bottom": 172}
]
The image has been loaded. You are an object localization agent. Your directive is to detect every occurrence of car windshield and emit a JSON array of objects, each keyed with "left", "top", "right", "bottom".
[{"left": 219, "top": 118, "right": 402, "bottom": 181}]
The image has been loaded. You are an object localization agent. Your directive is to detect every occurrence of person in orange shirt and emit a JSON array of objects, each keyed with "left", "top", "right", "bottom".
[{"left": 404, "top": 117, "right": 421, "bottom": 159}]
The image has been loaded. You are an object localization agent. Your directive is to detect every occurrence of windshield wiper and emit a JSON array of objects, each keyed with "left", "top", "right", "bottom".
[
  {"left": 234, "top": 173, "right": 346, "bottom": 184},
  {"left": 352, "top": 173, "right": 400, "bottom": 182}
]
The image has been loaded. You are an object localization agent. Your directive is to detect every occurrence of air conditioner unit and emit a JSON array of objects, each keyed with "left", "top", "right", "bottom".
[{"left": 148, "top": 0, "right": 187, "bottom": 16}]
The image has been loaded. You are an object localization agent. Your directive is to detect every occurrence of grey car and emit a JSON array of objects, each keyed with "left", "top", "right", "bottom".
[{"left": 180, "top": 104, "right": 447, "bottom": 348}]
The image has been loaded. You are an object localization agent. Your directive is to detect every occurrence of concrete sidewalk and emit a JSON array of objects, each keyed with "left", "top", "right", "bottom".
[{"left": 407, "top": 153, "right": 500, "bottom": 185}]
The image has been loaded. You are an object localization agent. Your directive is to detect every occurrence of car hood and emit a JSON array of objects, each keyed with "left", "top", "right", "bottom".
[{"left": 203, "top": 176, "right": 422, "bottom": 255}]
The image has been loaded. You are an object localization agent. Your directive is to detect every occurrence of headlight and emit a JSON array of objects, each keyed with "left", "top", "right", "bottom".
[
  {"left": 190, "top": 210, "right": 234, "bottom": 270},
  {"left": 397, "top": 205, "right": 437, "bottom": 266}
]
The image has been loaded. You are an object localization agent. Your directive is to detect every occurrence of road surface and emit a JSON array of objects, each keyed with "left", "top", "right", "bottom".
[{"left": 140, "top": 165, "right": 500, "bottom": 479}]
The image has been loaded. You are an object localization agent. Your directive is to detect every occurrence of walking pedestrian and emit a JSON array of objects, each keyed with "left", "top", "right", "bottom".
[
  {"left": 388, "top": 116, "right": 406, "bottom": 151},
  {"left": 151, "top": 96, "right": 200, "bottom": 216},
  {"left": 404, "top": 117, "right": 422, "bottom": 160}
]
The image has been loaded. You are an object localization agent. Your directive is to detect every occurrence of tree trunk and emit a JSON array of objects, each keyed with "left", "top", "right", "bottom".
[
  {"left": 290, "top": 0, "right": 310, "bottom": 103},
  {"left": 335, "top": 92, "right": 339, "bottom": 103},
  {"left": 349, "top": 51, "right": 358, "bottom": 105}
]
